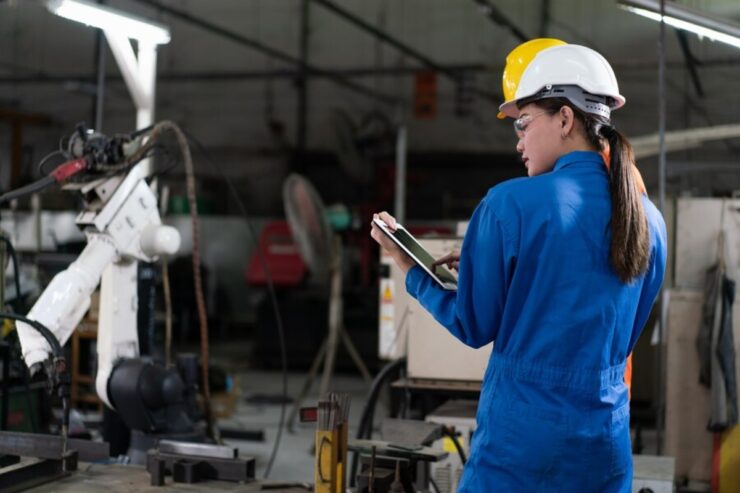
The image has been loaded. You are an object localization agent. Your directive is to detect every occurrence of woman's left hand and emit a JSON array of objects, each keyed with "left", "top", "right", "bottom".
[{"left": 370, "top": 212, "right": 415, "bottom": 274}]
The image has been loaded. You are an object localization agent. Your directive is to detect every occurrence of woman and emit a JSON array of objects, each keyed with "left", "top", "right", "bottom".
[{"left": 371, "top": 43, "right": 667, "bottom": 492}]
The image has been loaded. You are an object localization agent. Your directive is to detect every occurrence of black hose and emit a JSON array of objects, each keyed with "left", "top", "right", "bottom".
[
  {"left": 350, "top": 357, "right": 406, "bottom": 487},
  {"left": 429, "top": 476, "right": 442, "bottom": 493},
  {"left": 0, "top": 312, "right": 62, "bottom": 357},
  {"left": 442, "top": 426, "right": 467, "bottom": 465},
  {"left": 0, "top": 176, "right": 56, "bottom": 205},
  {"left": 0, "top": 313, "right": 63, "bottom": 436},
  {"left": 357, "top": 357, "right": 406, "bottom": 440}
]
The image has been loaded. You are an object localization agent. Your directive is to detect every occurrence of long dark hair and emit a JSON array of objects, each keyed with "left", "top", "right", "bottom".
[{"left": 529, "top": 98, "right": 650, "bottom": 283}]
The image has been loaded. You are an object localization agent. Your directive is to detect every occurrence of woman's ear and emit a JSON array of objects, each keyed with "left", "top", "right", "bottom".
[{"left": 559, "top": 106, "right": 576, "bottom": 138}]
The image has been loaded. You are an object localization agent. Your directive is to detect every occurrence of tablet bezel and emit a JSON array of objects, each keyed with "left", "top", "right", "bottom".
[{"left": 373, "top": 218, "right": 458, "bottom": 291}]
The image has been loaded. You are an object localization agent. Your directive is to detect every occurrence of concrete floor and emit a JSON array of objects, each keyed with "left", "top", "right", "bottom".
[{"left": 215, "top": 368, "right": 379, "bottom": 483}]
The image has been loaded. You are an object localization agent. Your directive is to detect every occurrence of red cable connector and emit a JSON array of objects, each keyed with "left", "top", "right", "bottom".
[{"left": 51, "top": 158, "right": 88, "bottom": 183}]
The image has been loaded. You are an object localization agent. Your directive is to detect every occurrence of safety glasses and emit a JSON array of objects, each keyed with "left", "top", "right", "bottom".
[{"left": 513, "top": 111, "right": 549, "bottom": 137}]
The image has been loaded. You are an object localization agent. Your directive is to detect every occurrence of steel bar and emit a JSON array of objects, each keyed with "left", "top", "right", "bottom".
[
  {"left": 0, "top": 431, "right": 109, "bottom": 462},
  {"left": 0, "top": 452, "right": 76, "bottom": 493},
  {"left": 129, "top": 0, "right": 398, "bottom": 105},
  {"left": 158, "top": 440, "right": 237, "bottom": 460}
]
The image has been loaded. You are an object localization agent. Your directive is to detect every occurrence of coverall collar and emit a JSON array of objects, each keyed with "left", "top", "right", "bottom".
[{"left": 553, "top": 150, "right": 604, "bottom": 172}]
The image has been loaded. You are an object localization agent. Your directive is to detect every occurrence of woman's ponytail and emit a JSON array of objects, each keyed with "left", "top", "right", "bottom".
[{"left": 604, "top": 127, "right": 650, "bottom": 283}]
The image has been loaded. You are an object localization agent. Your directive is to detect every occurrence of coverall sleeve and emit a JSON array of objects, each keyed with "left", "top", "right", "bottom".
[
  {"left": 405, "top": 200, "right": 516, "bottom": 349},
  {"left": 627, "top": 211, "right": 668, "bottom": 353}
]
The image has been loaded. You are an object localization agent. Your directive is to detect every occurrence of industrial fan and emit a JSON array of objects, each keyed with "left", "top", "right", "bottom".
[
  {"left": 282, "top": 173, "right": 372, "bottom": 429},
  {"left": 329, "top": 109, "right": 396, "bottom": 184}
]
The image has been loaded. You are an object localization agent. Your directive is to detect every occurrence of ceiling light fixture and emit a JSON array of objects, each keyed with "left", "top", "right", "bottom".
[
  {"left": 619, "top": 0, "right": 740, "bottom": 50},
  {"left": 46, "top": 0, "right": 170, "bottom": 45}
]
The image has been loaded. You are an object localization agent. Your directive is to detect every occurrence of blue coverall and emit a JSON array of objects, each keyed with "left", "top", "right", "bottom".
[{"left": 405, "top": 151, "right": 667, "bottom": 492}]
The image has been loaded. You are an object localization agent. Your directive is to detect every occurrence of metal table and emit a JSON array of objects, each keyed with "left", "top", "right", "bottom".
[{"left": 25, "top": 463, "right": 310, "bottom": 493}]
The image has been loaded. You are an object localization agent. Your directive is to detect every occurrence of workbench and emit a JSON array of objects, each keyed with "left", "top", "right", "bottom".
[{"left": 24, "top": 462, "right": 310, "bottom": 493}]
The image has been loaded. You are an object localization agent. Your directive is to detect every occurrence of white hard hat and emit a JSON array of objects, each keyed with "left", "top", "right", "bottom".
[{"left": 498, "top": 44, "right": 626, "bottom": 120}]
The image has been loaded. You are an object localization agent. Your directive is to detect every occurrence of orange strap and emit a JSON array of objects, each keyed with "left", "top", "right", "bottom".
[{"left": 624, "top": 354, "right": 633, "bottom": 400}]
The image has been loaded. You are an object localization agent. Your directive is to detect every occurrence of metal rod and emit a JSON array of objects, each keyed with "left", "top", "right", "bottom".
[
  {"left": 93, "top": 0, "right": 107, "bottom": 132},
  {"left": 0, "top": 343, "right": 9, "bottom": 431},
  {"left": 312, "top": 0, "right": 500, "bottom": 103},
  {"left": 656, "top": 0, "right": 667, "bottom": 456},
  {"left": 94, "top": 30, "right": 106, "bottom": 132},
  {"left": 394, "top": 126, "right": 407, "bottom": 224},
  {"left": 0, "top": 431, "right": 108, "bottom": 462},
  {"left": 0, "top": 64, "right": 482, "bottom": 85},
  {"left": 297, "top": 0, "right": 310, "bottom": 154},
  {"left": 7, "top": 57, "right": 740, "bottom": 85},
  {"left": 129, "top": 0, "right": 397, "bottom": 105},
  {"left": 158, "top": 440, "right": 237, "bottom": 460}
]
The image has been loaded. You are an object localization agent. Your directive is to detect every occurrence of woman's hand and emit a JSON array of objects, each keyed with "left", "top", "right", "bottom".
[
  {"left": 432, "top": 251, "right": 461, "bottom": 272},
  {"left": 370, "top": 212, "right": 415, "bottom": 274}
]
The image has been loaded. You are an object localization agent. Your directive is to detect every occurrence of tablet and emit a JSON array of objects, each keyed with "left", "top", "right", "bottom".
[{"left": 373, "top": 218, "right": 458, "bottom": 291}]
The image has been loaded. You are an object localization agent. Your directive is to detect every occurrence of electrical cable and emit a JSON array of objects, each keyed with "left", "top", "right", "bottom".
[
  {"left": 0, "top": 236, "right": 38, "bottom": 433},
  {"left": 158, "top": 186, "right": 174, "bottom": 368},
  {"left": 0, "top": 312, "right": 68, "bottom": 437},
  {"left": 182, "top": 130, "right": 288, "bottom": 479},
  {"left": 442, "top": 426, "right": 467, "bottom": 465},
  {"left": 0, "top": 176, "right": 56, "bottom": 205},
  {"left": 129, "top": 121, "right": 216, "bottom": 438},
  {"left": 37, "top": 150, "right": 70, "bottom": 176},
  {"left": 0, "top": 312, "right": 62, "bottom": 357},
  {"left": 350, "top": 357, "right": 406, "bottom": 487},
  {"left": 429, "top": 476, "right": 442, "bottom": 493}
]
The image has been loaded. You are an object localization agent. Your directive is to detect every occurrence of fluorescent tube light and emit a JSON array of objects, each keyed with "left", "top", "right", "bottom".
[
  {"left": 47, "top": 0, "right": 171, "bottom": 45},
  {"left": 619, "top": 0, "right": 740, "bottom": 50}
]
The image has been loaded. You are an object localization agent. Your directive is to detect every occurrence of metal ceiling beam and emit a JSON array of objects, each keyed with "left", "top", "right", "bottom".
[
  {"left": 675, "top": 30, "right": 704, "bottom": 98},
  {"left": 472, "top": 0, "right": 529, "bottom": 42},
  {"left": 128, "top": 0, "right": 398, "bottom": 105},
  {"left": 0, "top": 64, "right": 490, "bottom": 84},
  {"left": 539, "top": 0, "right": 551, "bottom": 37},
  {"left": 310, "top": 0, "right": 500, "bottom": 102},
  {"left": 6, "top": 56, "right": 740, "bottom": 85}
]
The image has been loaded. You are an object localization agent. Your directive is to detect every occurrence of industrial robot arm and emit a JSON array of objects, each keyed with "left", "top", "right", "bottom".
[{"left": 14, "top": 126, "right": 181, "bottom": 409}]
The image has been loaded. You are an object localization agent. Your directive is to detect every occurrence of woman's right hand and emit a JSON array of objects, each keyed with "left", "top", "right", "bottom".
[{"left": 432, "top": 251, "right": 461, "bottom": 272}]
